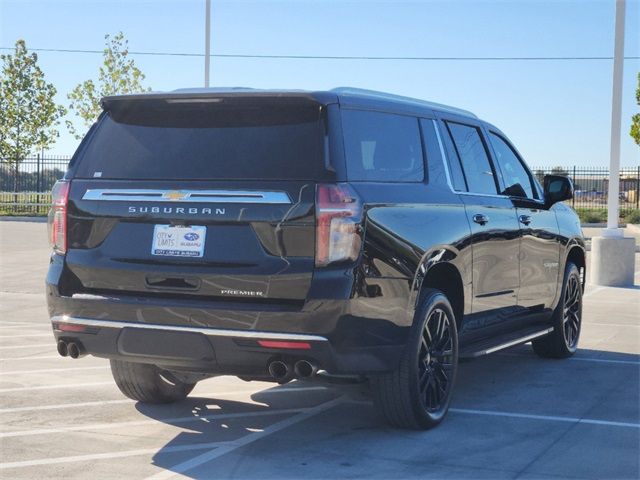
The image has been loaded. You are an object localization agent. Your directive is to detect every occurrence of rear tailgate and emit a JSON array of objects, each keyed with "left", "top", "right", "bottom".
[
  {"left": 62, "top": 94, "right": 332, "bottom": 305},
  {"left": 66, "top": 179, "right": 316, "bottom": 302}
]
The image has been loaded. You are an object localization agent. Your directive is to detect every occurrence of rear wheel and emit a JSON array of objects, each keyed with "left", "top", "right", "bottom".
[
  {"left": 532, "top": 262, "right": 582, "bottom": 359},
  {"left": 110, "top": 360, "right": 196, "bottom": 404},
  {"left": 371, "top": 289, "right": 458, "bottom": 429}
]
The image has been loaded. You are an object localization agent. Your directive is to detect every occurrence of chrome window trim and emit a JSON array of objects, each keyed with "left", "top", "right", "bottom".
[
  {"left": 433, "top": 119, "right": 545, "bottom": 203},
  {"left": 51, "top": 315, "right": 328, "bottom": 342},
  {"left": 432, "top": 119, "right": 455, "bottom": 192},
  {"left": 82, "top": 189, "right": 292, "bottom": 204}
]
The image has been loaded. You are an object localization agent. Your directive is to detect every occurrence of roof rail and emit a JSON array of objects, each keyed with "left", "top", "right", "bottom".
[{"left": 331, "top": 87, "right": 477, "bottom": 118}]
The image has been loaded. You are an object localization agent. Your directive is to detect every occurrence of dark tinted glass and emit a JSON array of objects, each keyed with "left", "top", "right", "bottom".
[
  {"left": 435, "top": 121, "right": 467, "bottom": 191},
  {"left": 342, "top": 110, "right": 424, "bottom": 182},
  {"left": 75, "top": 105, "right": 326, "bottom": 180},
  {"left": 446, "top": 122, "right": 497, "bottom": 195},
  {"left": 488, "top": 132, "right": 536, "bottom": 199}
]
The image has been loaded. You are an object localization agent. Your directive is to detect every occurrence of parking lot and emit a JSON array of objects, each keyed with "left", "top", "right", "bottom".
[{"left": 0, "top": 220, "right": 638, "bottom": 480}]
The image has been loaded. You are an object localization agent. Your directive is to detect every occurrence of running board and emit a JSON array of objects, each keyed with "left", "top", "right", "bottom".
[{"left": 459, "top": 327, "right": 554, "bottom": 358}]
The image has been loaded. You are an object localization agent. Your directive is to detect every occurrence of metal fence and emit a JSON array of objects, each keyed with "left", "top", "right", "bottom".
[
  {"left": 531, "top": 166, "right": 640, "bottom": 217},
  {"left": 0, "top": 157, "right": 639, "bottom": 217},
  {"left": 0, "top": 156, "right": 70, "bottom": 215}
]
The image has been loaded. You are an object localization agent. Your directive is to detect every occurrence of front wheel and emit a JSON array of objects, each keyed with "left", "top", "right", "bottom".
[
  {"left": 371, "top": 289, "right": 459, "bottom": 430},
  {"left": 110, "top": 360, "right": 196, "bottom": 404},
  {"left": 532, "top": 262, "right": 583, "bottom": 359}
]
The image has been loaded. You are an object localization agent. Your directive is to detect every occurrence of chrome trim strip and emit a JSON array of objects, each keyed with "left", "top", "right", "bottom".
[
  {"left": 473, "top": 327, "right": 554, "bottom": 357},
  {"left": 51, "top": 315, "right": 328, "bottom": 342},
  {"left": 82, "top": 189, "right": 292, "bottom": 204},
  {"left": 432, "top": 119, "right": 455, "bottom": 193},
  {"left": 432, "top": 119, "right": 526, "bottom": 201}
]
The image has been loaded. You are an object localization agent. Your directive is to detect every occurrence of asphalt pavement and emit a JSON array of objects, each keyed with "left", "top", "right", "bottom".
[{"left": 0, "top": 221, "right": 638, "bottom": 480}]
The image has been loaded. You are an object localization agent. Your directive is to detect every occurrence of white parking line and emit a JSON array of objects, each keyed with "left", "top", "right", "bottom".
[
  {"left": 145, "top": 397, "right": 345, "bottom": 480},
  {"left": 498, "top": 352, "right": 640, "bottom": 366},
  {"left": 585, "top": 322, "right": 640, "bottom": 328},
  {"left": 0, "top": 385, "right": 329, "bottom": 413},
  {"left": 0, "top": 441, "right": 229, "bottom": 470},
  {"left": 450, "top": 408, "right": 640, "bottom": 428},
  {"left": 583, "top": 286, "right": 605, "bottom": 298},
  {"left": 0, "top": 365, "right": 109, "bottom": 376},
  {"left": 0, "top": 343, "right": 53, "bottom": 351},
  {"left": 0, "top": 398, "right": 132, "bottom": 413},
  {"left": 0, "top": 407, "right": 309, "bottom": 438},
  {"left": 0, "top": 325, "right": 48, "bottom": 330},
  {"left": 0, "top": 381, "right": 114, "bottom": 393},
  {"left": 0, "top": 333, "right": 52, "bottom": 339},
  {"left": 0, "top": 355, "right": 65, "bottom": 361}
]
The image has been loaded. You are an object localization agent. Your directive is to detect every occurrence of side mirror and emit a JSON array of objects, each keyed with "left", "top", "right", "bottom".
[{"left": 544, "top": 174, "right": 574, "bottom": 208}]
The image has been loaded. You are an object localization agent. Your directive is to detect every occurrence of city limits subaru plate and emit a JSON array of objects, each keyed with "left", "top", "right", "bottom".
[{"left": 151, "top": 225, "right": 206, "bottom": 257}]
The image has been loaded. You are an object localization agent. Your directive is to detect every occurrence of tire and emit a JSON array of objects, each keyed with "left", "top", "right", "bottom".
[
  {"left": 371, "top": 289, "right": 459, "bottom": 430},
  {"left": 110, "top": 360, "right": 196, "bottom": 404},
  {"left": 532, "top": 262, "right": 582, "bottom": 359}
]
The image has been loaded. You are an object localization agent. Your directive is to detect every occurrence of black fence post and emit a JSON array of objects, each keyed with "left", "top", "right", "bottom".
[
  {"left": 36, "top": 154, "right": 41, "bottom": 215},
  {"left": 636, "top": 166, "right": 640, "bottom": 211},
  {"left": 572, "top": 166, "right": 576, "bottom": 209}
]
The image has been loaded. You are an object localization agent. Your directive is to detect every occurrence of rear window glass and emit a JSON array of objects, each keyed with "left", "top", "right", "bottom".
[
  {"left": 74, "top": 103, "right": 327, "bottom": 180},
  {"left": 341, "top": 110, "right": 424, "bottom": 182}
]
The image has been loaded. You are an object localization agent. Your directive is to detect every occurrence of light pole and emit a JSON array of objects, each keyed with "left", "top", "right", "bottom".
[
  {"left": 204, "top": 0, "right": 211, "bottom": 87},
  {"left": 604, "top": 0, "right": 625, "bottom": 236},
  {"left": 591, "top": 0, "right": 636, "bottom": 287}
]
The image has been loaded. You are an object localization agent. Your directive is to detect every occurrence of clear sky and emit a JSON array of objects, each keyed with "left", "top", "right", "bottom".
[{"left": 1, "top": 0, "right": 639, "bottom": 167}]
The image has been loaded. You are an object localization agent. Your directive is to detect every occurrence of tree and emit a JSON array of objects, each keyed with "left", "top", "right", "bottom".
[
  {"left": 551, "top": 166, "right": 569, "bottom": 176},
  {"left": 67, "top": 32, "right": 150, "bottom": 139},
  {"left": 631, "top": 72, "right": 640, "bottom": 147},
  {"left": 0, "top": 39, "right": 66, "bottom": 192}
]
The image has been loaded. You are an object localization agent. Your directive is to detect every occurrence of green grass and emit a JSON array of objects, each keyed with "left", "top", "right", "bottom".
[
  {"left": 575, "top": 207, "right": 640, "bottom": 224},
  {"left": 0, "top": 191, "right": 51, "bottom": 216}
]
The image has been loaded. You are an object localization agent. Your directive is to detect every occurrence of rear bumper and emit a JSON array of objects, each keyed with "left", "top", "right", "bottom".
[
  {"left": 47, "top": 258, "right": 412, "bottom": 376},
  {"left": 50, "top": 314, "right": 404, "bottom": 376}
]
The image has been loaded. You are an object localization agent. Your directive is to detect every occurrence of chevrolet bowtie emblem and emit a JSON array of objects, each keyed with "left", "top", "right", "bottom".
[{"left": 163, "top": 191, "right": 188, "bottom": 201}]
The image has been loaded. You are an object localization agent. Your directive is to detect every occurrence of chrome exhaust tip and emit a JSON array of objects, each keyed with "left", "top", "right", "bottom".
[
  {"left": 57, "top": 340, "right": 68, "bottom": 357},
  {"left": 67, "top": 341, "right": 85, "bottom": 359},
  {"left": 294, "top": 360, "right": 318, "bottom": 378},
  {"left": 268, "top": 360, "right": 290, "bottom": 380}
]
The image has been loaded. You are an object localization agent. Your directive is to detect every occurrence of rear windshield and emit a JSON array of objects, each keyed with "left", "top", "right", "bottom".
[{"left": 74, "top": 102, "right": 327, "bottom": 180}]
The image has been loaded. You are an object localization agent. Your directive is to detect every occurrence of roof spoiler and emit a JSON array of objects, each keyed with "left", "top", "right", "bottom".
[{"left": 101, "top": 90, "right": 335, "bottom": 111}]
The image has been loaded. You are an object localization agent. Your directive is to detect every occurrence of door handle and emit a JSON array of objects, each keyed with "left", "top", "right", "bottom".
[
  {"left": 473, "top": 214, "right": 489, "bottom": 225},
  {"left": 519, "top": 215, "right": 532, "bottom": 226}
]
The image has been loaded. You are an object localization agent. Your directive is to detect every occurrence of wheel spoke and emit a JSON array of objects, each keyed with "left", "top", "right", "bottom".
[
  {"left": 417, "top": 307, "right": 457, "bottom": 412},
  {"left": 419, "top": 368, "right": 430, "bottom": 393}
]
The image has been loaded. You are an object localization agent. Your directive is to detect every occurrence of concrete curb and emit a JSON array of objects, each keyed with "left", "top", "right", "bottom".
[{"left": 627, "top": 224, "right": 640, "bottom": 236}]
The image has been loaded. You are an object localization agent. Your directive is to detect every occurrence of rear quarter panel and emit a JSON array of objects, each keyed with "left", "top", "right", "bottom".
[{"left": 352, "top": 182, "right": 472, "bottom": 330}]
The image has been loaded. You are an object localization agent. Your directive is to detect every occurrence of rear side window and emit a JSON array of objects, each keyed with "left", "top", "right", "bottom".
[
  {"left": 488, "top": 132, "right": 537, "bottom": 199},
  {"left": 342, "top": 110, "right": 424, "bottom": 182},
  {"left": 74, "top": 103, "right": 327, "bottom": 180},
  {"left": 446, "top": 122, "right": 497, "bottom": 195}
]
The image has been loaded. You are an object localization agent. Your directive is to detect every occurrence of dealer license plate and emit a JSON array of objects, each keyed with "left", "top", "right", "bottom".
[{"left": 151, "top": 225, "right": 206, "bottom": 258}]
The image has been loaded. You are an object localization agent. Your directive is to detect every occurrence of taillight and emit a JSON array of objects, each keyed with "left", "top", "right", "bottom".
[
  {"left": 47, "top": 181, "right": 70, "bottom": 254},
  {"left": 315, "top": 183, "right": 363, "bottom": 267}
]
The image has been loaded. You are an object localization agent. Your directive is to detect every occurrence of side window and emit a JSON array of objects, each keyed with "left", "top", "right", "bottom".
[
  {"left": 488, "top": 132, "right": 537, "bottom": 199},
  {"left": 433, "top": 120, "right": 467, "bottom": 191},
  {"left": 446, "top": 122, "right": 497, "bottom": 195},
  {"left": 342, "top": 109, "right": 424, "bottom": 182}
]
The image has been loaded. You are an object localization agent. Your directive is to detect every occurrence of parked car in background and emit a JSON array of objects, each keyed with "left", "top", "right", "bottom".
[{"left": 46, "top": 88, "right": 585, "bottom": 429}]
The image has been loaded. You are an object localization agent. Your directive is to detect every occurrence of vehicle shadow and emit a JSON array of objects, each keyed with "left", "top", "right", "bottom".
[{"left": 139, "top": 346, "right": 639, "bottom": 479}]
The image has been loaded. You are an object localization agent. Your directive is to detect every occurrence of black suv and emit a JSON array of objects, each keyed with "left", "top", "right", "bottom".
[{"left": 46, "top": 88, "right": 585, "bottom": 429}]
